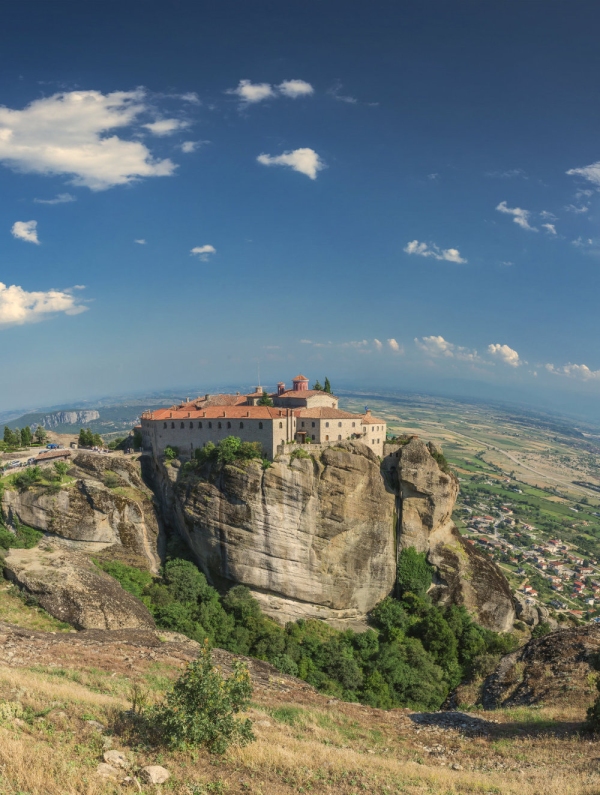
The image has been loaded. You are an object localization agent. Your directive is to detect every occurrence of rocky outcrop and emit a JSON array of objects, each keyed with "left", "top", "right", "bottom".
[
  {"left": 3, "top": 545, "right": 155, "bottom": 630},
  {"left": 393, "top": 439, "right": 515, "bottom": 632},
  {"left": 481, "top": 626, "right": 600, "bottom": 709},
  {"left": 36, "top": 409, "right": 100, "bottom": 429},
  {"left": 167, "top": 442, "right": 397, "bottom": 627},
  {"left": 2, "top": 453, "right": 161, "bottom": 570},
  {"left": 154, "top": 438, "right": 514, "bottom": 631}
]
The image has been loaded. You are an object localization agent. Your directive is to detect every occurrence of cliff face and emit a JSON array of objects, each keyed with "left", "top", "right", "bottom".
[
  {"left": 395, "top": 440, "right": 515, "bottom": 632},
  {"left": 156, "top": 438, "right": 514, "bottom": 631},
  {"left": 167, "top": 442, "right": 398, "bottom": 626},
  {"left": 37, "top": 410, "right": 100, "bottom": 428},
  {"left": 2, "top": 453, "right": 161, "bottom": 571}
]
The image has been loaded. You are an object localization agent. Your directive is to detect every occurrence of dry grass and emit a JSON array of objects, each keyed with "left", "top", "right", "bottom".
[
  {"left": 0, "top": 581, "right": 71, "bottom": 632},
  {"left": 1, "top": 659, "right": 600, "bottom": 795}
]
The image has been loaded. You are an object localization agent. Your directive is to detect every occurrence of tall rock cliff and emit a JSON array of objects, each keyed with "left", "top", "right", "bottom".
[{"left": 154, "top": 438, "right": 515, "bottom": 631}]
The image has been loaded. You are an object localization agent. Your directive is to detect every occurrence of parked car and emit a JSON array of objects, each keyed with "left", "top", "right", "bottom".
[
  {"left": 7, "top": 460, "right": 22, "bottom": 469},
  {"left": 27, "top": 457, "right": 36, "bottom": 465},
  {"left": 46, "top": 443, "right": 59, "bottom": 449}
]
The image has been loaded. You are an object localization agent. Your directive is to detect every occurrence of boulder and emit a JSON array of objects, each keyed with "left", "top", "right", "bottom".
[
  {"left": 3, "top": 546, "right": 155, "bottom": 631},
  {"left": 140, "top": 766, "right": 170, "bottom": 784}
]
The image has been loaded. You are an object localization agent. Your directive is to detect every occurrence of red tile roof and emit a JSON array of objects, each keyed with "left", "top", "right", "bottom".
[
  {"left": 146, "top": 406, "right": 294, "bottom": 421},
  {"left": 277, "top": 389, "right": 338, "bottom": 399},
  {"left": 292, "top": 374, "right": 309, "bottom": 381},
  {"left": 177, "top": 394, "right": 247, "bottom": 409},
  {"left": 296, "top": 407, "right": 360, "bottom": 420}
]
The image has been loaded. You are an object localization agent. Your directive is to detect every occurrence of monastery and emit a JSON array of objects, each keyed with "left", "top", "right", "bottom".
[{"left": 140, "top": 374, "right": 387, "bottom": 459}]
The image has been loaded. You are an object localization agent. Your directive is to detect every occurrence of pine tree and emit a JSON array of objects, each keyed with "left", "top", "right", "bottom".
[
  {"left": 3, "top": 426, "right": 13, "bottom": 445},
  {"left": 313, "top": 380, "right": 323, "bottom": 391},
  {"left": 257, "top": 393, "right": 273, "bottom": 407},
  {"left": 324, "top": 377, "right": 332, "bottom": 394},
  {"left": 21, "top": 426, "right": 32, "bottom": 447},
  {"left": 34, "top": 426, "right": 47, "bottom": 443}
]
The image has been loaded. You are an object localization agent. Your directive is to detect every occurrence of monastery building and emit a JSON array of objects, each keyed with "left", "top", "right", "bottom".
[{"left": 140, "top": 374, "right": 387, "bottom": 459}]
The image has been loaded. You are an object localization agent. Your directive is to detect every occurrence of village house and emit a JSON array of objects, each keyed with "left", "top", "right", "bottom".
[{"left": 140, "top": 374, "right": 387, "bottom": 460}]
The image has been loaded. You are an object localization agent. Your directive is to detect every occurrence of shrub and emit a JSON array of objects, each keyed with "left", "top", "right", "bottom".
[
  {"left": 290, "top": 448, "right": 311, "bottom": 460},
  {"left": 0, "top": 524, "right": 43, "bottom": 550},
  {"left": 164, "top": 446, "right": 179, "bottom": 460},
  {"left": 148, "top": 641, "right": 254, "bottom": 753},
  {"left": 12, "top": 466, "right": 43, "bottom": 491},
  {"left": 103, "top": 471, "right": 120, "bottom": 488},
  {"left": 532, "top": 621, "right": 552, "bottom": 638},
  {"left": 396, "top": 546, "right": 433, "bottom": 597}
]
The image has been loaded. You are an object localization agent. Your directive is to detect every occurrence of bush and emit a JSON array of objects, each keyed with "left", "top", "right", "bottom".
[
  {"left": 164, "top": 446, "right": 179, "bottom": 460},
  {"left": 290, "top": 448, "right": 311, "bottom": 460},
  {"left": 103, "top": 471, "right": 120, "bottom": 488},
  {"left": 0, "top": 524, "right": 43, "bottom": 550},
  {"left": 532, "top": 621, "right": 552, "bottom": 638},
  {"left": 396, "top": 547, "right": 433, "bottom": 597},
  {"left": 194, "top": 437, "right": 262, "bottom": 467},
  {"left": 148, "top": 641, "right": 254, "bottom": 753}
]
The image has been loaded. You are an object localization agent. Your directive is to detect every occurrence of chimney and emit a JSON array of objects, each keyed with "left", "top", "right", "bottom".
[
  {"left": 205, "top": 394, "right": 210, "bottom": 401},
  {"left": 277, "top": 382, "right": 285, "bottom": 396},
  {"left": 185, "top": 397, "right": 190, "bottom": 403}
]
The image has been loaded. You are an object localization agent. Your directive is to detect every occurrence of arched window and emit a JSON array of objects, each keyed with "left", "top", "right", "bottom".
[
  {"left": 338, "top": 434, "right": 342, "bottom": 440},
  {"left": 312, "top": 435, "right": 315, "bottom": 440},
  {"left": 171, "top": 422, "right": 175, "bottom": 429},
  {"left": 180, "top": 422, "right": 185, "bottom": 429},
  {"left": 198, "top": 422, "right": 203, "bottom": 429},
  {"left": 325, "top": 434, "right": 329, "bottom": 441},
  {"left": 259, "top": 422, "right": 263, "bottom": 429},
  {"left": 189, "top": 421, "right": 193, "bottom": 428},
  {"left": 218, "top": 422, "right": 222, "bottom": 429},
  {"left": 352, "top": 422, "right": 355, "bottom": 428},
  {"left": 338, "top": 421, "right": 342, "bottom": 427},
  {"left": 325, "top": 422, "right": 329, "bottom": 428},
  {"left": 301, "top": 421, "right": 305, "bottom": 428},
  {"left": 239, "top": 422, "right": 244, "bottom": 429},
  {"left": 279, "top": 422, "right": 283, "bottom": 429},
  {"left": 208, "top": 422, "right": 212, "bottom": 429},
  {"left": 312, "top": 422, "right": 315, "bottom": 428},
  {"left": 163, "top": 422, "right": 167, "bottom": 429},
  {"left": 227, "top": 421, "right": 231, "bottom": 429}
]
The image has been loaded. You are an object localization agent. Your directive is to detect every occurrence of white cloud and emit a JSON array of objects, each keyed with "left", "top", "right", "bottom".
[
  {"left": 34, "top": 192, "right": 76, "bottom": 205},
  {"left": 488, "top": 343, "right": 521, "bottom": 367},
  {"left": 485, "top": 169, "right": 527, "bottom": 179},
  {"left": 328, "top": 81, "right": 358, "bottom": 104},
  {"left": 11, "top": 220, "right": 39, "bottom": 244},
  {"left": 546, "top": 362, "right": 600, "bottom": 381},
  {"left": 415, "top": 335, "right": 480, "bottom": 362},
  {"left": 299, "top": 339, "right": 312, "bottom": 344},
  {"left": 565, "top": 203, "right": 589, "bottom": 214},
  {"left": 572, "top": 236, "right": 594, "bottom": 248},
  {"left": 566, "top": 161, "right": 600, "bottom": 187},
  {"left": 539, "top": 210, "right": 557, "bottom": 220},
  {"left": 179, "top": 140, "right": 206, "bottom": 154},
  {"left": 0, "top": 282, "right": 86, "bottom": 327},
  {"left": 190, "top": 244, "right": 216, "bottom": 261},
  {"left": 403, "top": 240, "right": 466, "bottom": 263},
  {"left": 542, "top": 223, "right": 557, "bottom": 235},
  {"left": 180, "top": 92, "right": 201, "bottom": 105},
  {"left": 496, "top": 201, "right": 537, "bottom": 231},
  {"left": 427, "top": 173, "right": 439, "bottom": 180},
  {"left": 373, "top": 338, "right": 383, "bottom": 350},
  {"left": 143, "top": 118, "right": 188, "bottom": 136},
  {"left": 0, "top": 89, "right": 177, "bottom": 190},
  {"left": 227, "top": 80, "right": 275, "bottom": 104},
  {"left": 134, "top": 239, "right": 146, "bottom": 245},
  {"left": 387, "top": 338, "right": 403, "bottom": 353},
  {"left": 277, "top": 80, "right": 314, "bottom": 98},
  {"left": 257, "top": 148, "right": 324, "bottom": 180}
]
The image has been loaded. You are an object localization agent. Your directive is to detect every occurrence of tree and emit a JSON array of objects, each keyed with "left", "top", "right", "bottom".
[
  {"left": 313, "top": 380, "right": 323, "bottom": 391},
  {"left": 133, "top": 429, "right": 143, "bottom": 449},
  {"left": 397, "top": 547, "right": 433, "bottom": 597},
  {"left": 20, "top": 426, "right": 32, "bottom": 447},
  {"left": 3, "top": 426, "right": 18, "bottom": 448},
  {"left": 323, "top": 377, "right": 332, "bottom": 394},
  {"left": 34, "top": 426, "right": 47, "bottom": 444},
  {"left": 53, "top": 461, "right": 70, "bottom": 479},
  {"left": 257, "top": 392, "right": 273, "bottom": 406}
]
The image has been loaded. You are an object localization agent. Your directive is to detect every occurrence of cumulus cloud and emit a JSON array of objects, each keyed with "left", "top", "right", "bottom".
[
  {"left": 277, "top": 79, "right": 314, "bottom": 98},
  {"left": 566, "top": 161, "right": 600, "bottom": 187},
  {"left": 542, "top": 223, "right": 557, "bottom": 235},
  {"left": 34, "top": 192, "right": 76, "bottom": 205},
  {"left": 257, "top": 148, "right": 324, "bottom": 180},
  {"left": 11, "top": 220, "right": 39, "bottom": 244},
  {"left": 0, "top": 89, "right": 177, "bottom": 190},
  {"left": 572, "top": 236, "right": 594, "bottom": 248},
  {"left": 143, "top": 118, "right": 188, "bottom": 136},
  {"left": 227, "top": 80, "right": 275, "bottom": 104},
  {"left": 565, "top": 203, "right": 589, "bottom": 214},
  {"left": 190, "top": 244, "right": 216, "bottom": 261},
  {"left": 134, "top": 239, "right": 146, "bottom": 245},
  {"left": 387, "top": 338, "right": 403, "bottom": 353},
  {"left": 496, "top": 201, "right": 537, "bottom": 231},
  {"left": 546, "top": 362, "right": 600, "bottom": 381},
  {"left": 488, "top": 343, "right": 521, "bottom": 367},
  {"left": 180, "top": 92, "right": 201, "bottom": 104},
  {"left": 0, "top": 282, "right": 86, "bottom": 327},
  {"left": 415, "top": 335, "right": 480, "bottom": 362},
  {"left": 373, "top": 338, "right": 383, "bottom": 350},
  {"left": 403, "top": 240, "right": 466, "bottom": 263},
  {"left": 179, "top": 140, "right": 207, "bottom": 153}
]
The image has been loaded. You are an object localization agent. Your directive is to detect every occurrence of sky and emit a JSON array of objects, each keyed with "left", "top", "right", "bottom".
[{"left": 1, "top": 1, "right": 600, "bottom": 420}]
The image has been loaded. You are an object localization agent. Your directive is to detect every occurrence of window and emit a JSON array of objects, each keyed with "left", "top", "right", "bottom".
[
  {"left": 259, "top": 422, "right": 263, "bottom": 429},
  {"left": 338, "top": 434, "right": 342, "bottom": 440},
  {"left": 239, "top": 422, "right": 244, "bottom": 429},
  {"left": 218, "top": 422, "right": 222, "bottom": 429},
  {"left": 338, "top": 421, "right": 342, "bottom": 427},
  {"left": 301, "top": 421, "right": 305, "bottom": 428},
  {"left": 352, "top": 422, "right": 355, "bottom": 428},
  {"left": 163, "top": 422, "right": 167, "bottom": 429},
  {"left": 199, "top": 422, "right": 202, "bottom": 428},
  {"left": 189, "top": 422, "right": 193, "bottom": 429},
  {"left": 279, "top": 422, "right": 283, "bottom": 429},
  {"left": 208, "top": 422, "right": 212, "bottom": 429},
  {"left": 372, "top": 439, "right": 375, "bottom": 444},
  {"left": 312, "top": 435, "right": 315, "bottom": 440},
  {"left": 180, "top": 422, "right": 184, "bottom": 429},
  {"left": 377, "top": 439, "right": 380, "bottom": 443},
  {"left": 325, "top": 422, "right": 329, "bottom": 428},
  {"left": 227, "top": 421, "right": 231, "bottom": 429},
  {"left": 171, "top": 422, "right": 175, "bottom": 429},
  {"left": 325, "top": 435, "right": 329, "bottom": 441},
  {"left": 312, "top": 422, "right": 315, "bottom": 427}
]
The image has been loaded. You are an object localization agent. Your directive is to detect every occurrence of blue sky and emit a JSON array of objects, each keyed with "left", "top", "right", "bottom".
[{"left": 2, "top": 1, "right": 600, "bottom": 418}]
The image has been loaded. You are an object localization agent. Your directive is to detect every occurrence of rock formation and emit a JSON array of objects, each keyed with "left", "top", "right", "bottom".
[
  {"left": 2, "top": 452, "right": 161, "bottom": 570},
  {"left": 393, "top": 439, "right": 515, "bottom": 632},
  {"left": 481, "top": 625, "right": 600, "bottom": 709},
  {"left": 36, "top": 409, "right": 100, "bottom": 429},
  {"left": 3, "top": 544, "right": 155, "bottom": 630}
]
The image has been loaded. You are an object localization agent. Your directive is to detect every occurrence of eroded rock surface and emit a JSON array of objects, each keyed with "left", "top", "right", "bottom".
[
  {"left": 481, "top": 625, "right": 600, "bottom": 709},
  {"left": 3, "top": 545, "right": 156, "bottom": 630},
  {"left": 168, "top": 441, "right": 397, "bottom": 626}
]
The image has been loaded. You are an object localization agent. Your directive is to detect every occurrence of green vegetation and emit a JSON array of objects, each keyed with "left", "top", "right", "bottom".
[
  {"left": 324, "top": 377, "right": 332, "bottom": 393},
  {"left": 0, "top": 522, "right": 43, "bottom": 551},
  {"left": 257, "top": 392, "right": 273, "bottom": 406},
  {"left": 78, "top": 428, "right": 103, "bottom": 448},
  {"left": 98, "top": 550, "right": 516, "bottom": 711},
  {"left": 12, "top": 466, "right": 43, "bottom": 491},
  {"left": 144, "top": 641, "right": 254, "bottom": 754},
  {"left": 34, "top": 426, "right": 47, "bottom": 444},
  {"left": 164, "top": 445, "right": 179, "bottom": 460},
  {"left": 290, "top": 447, "right": 311, "bottom": 460}
]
